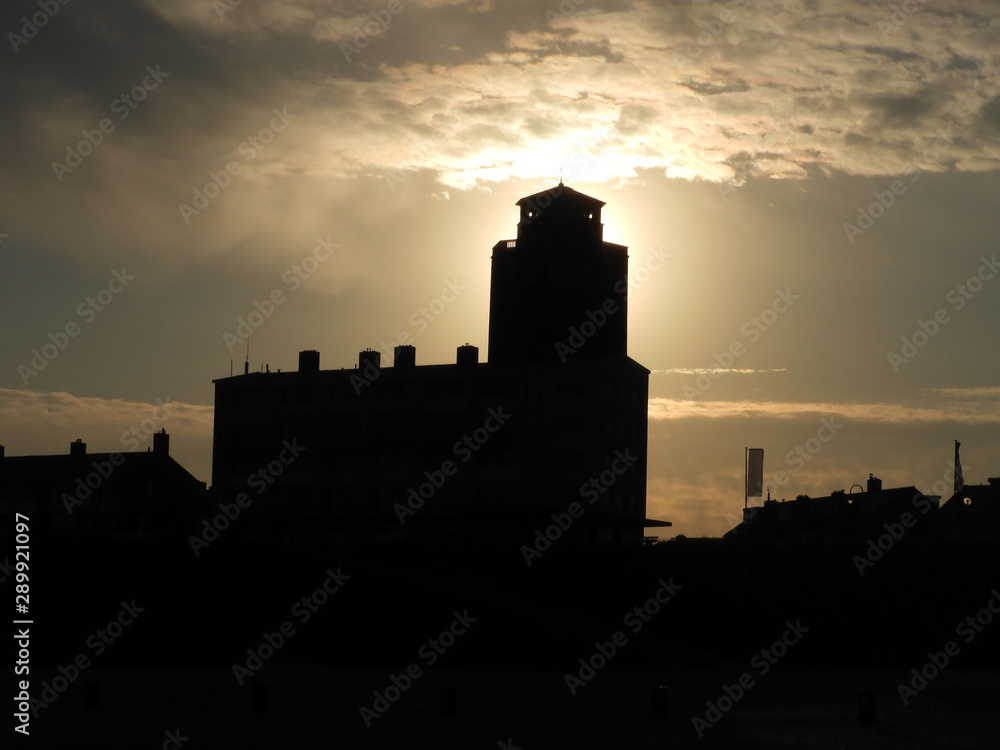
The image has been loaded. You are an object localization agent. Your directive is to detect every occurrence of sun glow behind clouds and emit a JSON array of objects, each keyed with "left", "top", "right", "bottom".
[
  {"left": 433, "top": 121, "right": 638, "bottom": 190},
  {"left": 125, "top": 0, "right": 1000, "bottom": 191}
]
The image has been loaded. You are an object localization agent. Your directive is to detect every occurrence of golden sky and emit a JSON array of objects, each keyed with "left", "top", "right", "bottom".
[{"left": 4, "top": 0, "right": 1000, "bottom": 536}]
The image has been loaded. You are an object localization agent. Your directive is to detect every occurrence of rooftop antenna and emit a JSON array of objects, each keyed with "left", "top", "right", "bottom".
[
  {"left": 244, "top": 335, "right": 250, "bottom": 376},
  {"left": 559, "top": 166, "right": 563, "bottom": 186}
]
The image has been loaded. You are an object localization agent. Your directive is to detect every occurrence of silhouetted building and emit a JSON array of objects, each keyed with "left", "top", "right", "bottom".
[
  {"left": 0, "top": 431, "right": 205, "bottom": 538},
  {"left": 727, "top": 474, "right": 939, "bottom": 545},
  {"left": 938, "top": 477, "right": 1000, "bottom": 539},
  {"left": 489, "top": 184, "right": 628, "bottom": 365},
  {"left": 211, "top": 185, "right": 665, "bottom": 546}
]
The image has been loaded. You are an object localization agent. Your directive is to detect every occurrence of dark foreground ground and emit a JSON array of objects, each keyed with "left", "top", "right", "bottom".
[
  {"left": 8, "top": 533, "right": 1000, "bottom": 747},
  {"left": 22, "top": 665, "right": 1000, "bottom": 748}
]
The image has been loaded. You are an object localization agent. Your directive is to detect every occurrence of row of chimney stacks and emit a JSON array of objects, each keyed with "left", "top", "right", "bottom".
[{"left": 297, "top": 345, "right": 479, "bottom": 373}]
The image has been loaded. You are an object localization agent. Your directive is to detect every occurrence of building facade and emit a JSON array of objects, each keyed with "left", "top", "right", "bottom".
[
  {"left": 0, "top": 431, "right": 205, "bottom": 539},
  {"left": 211, "top": 185, "right": 657, "bottom": 546}
]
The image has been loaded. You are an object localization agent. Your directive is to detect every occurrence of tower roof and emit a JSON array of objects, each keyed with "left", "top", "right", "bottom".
[{"left": 515, "top": 184, "right": 606, "bottom": 209}]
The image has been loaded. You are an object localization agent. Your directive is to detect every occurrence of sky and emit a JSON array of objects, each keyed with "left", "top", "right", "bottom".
[{"left": 3, "top": 0, "right": 1000, "bottom": 537}]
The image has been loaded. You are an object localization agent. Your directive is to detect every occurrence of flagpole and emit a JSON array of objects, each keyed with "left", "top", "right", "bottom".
[{"left": 955, "top": 440, "right": 964, "bottom": 495}]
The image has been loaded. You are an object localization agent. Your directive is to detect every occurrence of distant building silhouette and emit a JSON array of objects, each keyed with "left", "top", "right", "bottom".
[
  {"left": 211, "top": 184, "right": 669, "bottom": 546},
  {"left": 726, "top": 474, "right": 939, "bottom": 545},
  {"left": 938, "top": 477, "right": 1000, "bottom": 539},
  {"left": 0, "top": 432, "right": 205, "bottom": 538}
]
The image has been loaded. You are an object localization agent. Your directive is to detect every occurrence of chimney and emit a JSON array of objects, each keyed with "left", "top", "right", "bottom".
[
  {"left": 153, "top": 429, "right": 169, "bottom": 456},
  {"left": 70, "top": 438, "right": 86, "bottom": 457},
  {"left": 0, "top": 445, "right": 4, "bottom": 459},
  {"left": 867, "top": 474, "right": 882, "bottom": 493},
  {"left": 457, "top": 344, "right": 479, "bottom": 368},
  {"left": 394, "top": 345, "right": 415, "bottom": 369},
  {"left": 359, "top": 349, "right": 381, "bottom": 372},
  {"left": 298, "top": 349, "right": 320, "bottom": 372}
]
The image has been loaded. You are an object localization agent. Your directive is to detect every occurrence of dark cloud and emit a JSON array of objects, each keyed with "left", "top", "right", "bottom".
[
  {"left": 873, "top": 93, "right": 937, "bottom": 126},
  {"left": 852, "top": 44, "right": 925, "bottom": 63},
  {"left": 946, "top": 51, "right": 980, "bottom": 71},
  {"left": 976, "top": 96, "right": 1000, "bottom": 135},
  {"left": 678, "top": 78, "right": 751, "bottom": 96}
]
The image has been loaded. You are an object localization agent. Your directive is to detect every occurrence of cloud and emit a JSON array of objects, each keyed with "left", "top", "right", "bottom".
[
  {"left": 0, "top": 389, "right": 214, "bottom": 483},
  {"left": 926, "top": 386, "right": 1000, "bottom": 399},
  {"left": 2, "top": 0, "right": 996, "bottom": 296},
  {"left": 648, "top": 396, "right": 1000, "bottom": 424},
  {"left": 652, "top": 368, "right": 789, "bottom": 376},
  {"left": 5, "top": 0, "right": 997, "bottom": 210}
]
